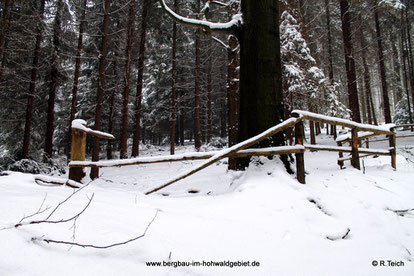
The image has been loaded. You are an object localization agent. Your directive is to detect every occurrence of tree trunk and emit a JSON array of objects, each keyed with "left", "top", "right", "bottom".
[
  {"left": 339, "top": 0, "right": 361, "bottom": 123},
  {"left": 120, "top": 0, "right": 136, "bottom": 159},
  {"left": 193, "top": 0, "right": 202, "bottom": 150},
  {"left": 170, "top": 0, "right": 178, "bottom": 155},
  {"left": 325, "top": 0, "right": 334, "bottom": 84},
  {"left": 106, "top": 57, "right": 118, "bottom": 160},
  {"left": 237, "top": 0, "right": 285, "bottom": 169},
  {"left": 22, "top": 0, "right": 46, "bottom": 159},
  {"left": 373, "top": 0, "right": 391, "bottom": 123},
  {"left": 132, "top": 0, "right": 149, "bottom": 157},
  {"left": 207, "top": 39, "right": 213, "bottom": 143},
  {"left": 44, "top": 0, "right": 63, "bottom": 160},
  {"left": 68, "top": 0, "right": 87, "bottom": 160},
  {"left": 358, "top": 16, "right": 373, "bottom": 125},
  {"left": 90, "top": 0, "right": 111, "bottom": 179},
  {"left": 0, "top": 0, "right": 13, "bottom": 85},
  {"left": 405, "top": 5, "right": 414, "bottom": 114},
  {"left": 0, "top": 0, "right": 11, "bottom": 67},
  {"left": 227, "top": 34, "right": 239, "bottom": 170},
  {"left": 401, "top": 8, "right": 413, "bottom": 125}
]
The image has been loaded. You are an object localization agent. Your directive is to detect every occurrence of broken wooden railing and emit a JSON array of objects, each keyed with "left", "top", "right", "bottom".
[
  {"left": 68, "top": 111, "right": 397, "bottom": 194},
  {"left": 291, "top": 110, "right": 396, "bottom": 170},
  {"left": 68, "top": 119, "right": 114, "bottom": 182}
]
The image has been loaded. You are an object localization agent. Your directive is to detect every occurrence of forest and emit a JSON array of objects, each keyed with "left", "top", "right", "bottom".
[{"left": 0, "top": 0, "right": 413, "bottom": 172}]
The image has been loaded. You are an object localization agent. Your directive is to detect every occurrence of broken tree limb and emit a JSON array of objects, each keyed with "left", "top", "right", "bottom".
[
  {"left": 157, "top": 0, "right": 241, "bottom": 36},
  {"left": 145, "top": 117, "right": 301, "bottom": 195}
]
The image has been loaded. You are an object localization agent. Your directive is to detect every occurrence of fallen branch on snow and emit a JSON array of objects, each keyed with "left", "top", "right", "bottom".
[{"left": 33, "top": 210, "right": 159, "bottom": 249}]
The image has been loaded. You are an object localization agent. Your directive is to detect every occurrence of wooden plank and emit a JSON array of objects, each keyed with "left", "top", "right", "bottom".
[
  {"left": 304, "top": 144, "right": 391, "bottom": 155},
  {"left": 291, "top": 110, "right": 394, "bottom": 135},
  {"left": 69, "top": 146, "right": 306, "bottom": 168}
]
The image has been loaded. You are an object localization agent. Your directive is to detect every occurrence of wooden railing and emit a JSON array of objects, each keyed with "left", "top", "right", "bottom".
[{"left": 68, "top": 111, "right": 397, "bottom": 194}]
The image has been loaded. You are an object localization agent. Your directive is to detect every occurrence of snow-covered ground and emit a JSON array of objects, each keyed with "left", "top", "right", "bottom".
[{"left": 1, "top": 131, "right": 413, "bottom": 275}]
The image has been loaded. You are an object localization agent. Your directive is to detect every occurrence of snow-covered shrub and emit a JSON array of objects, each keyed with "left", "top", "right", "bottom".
[
  {"left": 7, "top": 157, "right": 66, "bottom": 175},
  {"left": 7, "top": 159, "right": 51, "bottom": 174},
  {"left": 394, "top": 95, "right": 412, "bottom": 125}
]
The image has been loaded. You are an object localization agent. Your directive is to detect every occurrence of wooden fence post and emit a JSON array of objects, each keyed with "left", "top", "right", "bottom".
[
  {"left": 389, "top": 131, "right": 396, "bottom": 169},
  {"left": 351, "top": 128, "right": 360, "bottom": 170},
  {"left": 69, "top": 128, "right": 86, "bottom": 182},
  {"left": 337, "top": 141, "right": 344, "bottom": 169},
  {"left": 295, "top": 120, "right": 305, "bottom": 184}
]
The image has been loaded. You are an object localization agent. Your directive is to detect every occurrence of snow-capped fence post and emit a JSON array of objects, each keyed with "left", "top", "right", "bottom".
[
  {"left": 337, "top": 141, "right": 344, "bottom": 169},
  {"left": 68, "top": 119, "right": 115, "bottom": 183},
  {"left": 350, "top": 128, "right": 360, "bottom": 170},
  {"left": 294, "top": 120, "right": 306, "bottom": 184},
  {"left": 68, "top": 127, "right": 86, "bottom": 183},
  {"left": 389, "top": 130, "right": 396, "bottom": 169}
]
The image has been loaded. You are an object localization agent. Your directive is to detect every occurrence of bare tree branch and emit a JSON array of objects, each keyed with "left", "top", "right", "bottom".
[
  {"left": 15, "top": 193, "right": 94, "bottom": 228},
  {"left": 157, "top": 0, "right": 241, "bottom": 36},
  {"left": 37, "top": 210, "right": 159, "bottom": 249}
]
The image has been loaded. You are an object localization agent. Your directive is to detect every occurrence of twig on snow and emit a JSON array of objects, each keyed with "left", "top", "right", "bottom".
[{"left": 36, "top": 210, "right": 159, "bottom": 249}]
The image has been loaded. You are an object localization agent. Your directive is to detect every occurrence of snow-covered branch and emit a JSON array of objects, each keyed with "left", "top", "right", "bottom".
[{"left": 157, "top": 0, "right": 242, "bottom": 36}]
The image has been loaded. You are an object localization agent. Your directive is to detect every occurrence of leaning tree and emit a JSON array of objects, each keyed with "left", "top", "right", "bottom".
[{"left": 158, "top": 0, "right": 287, "bottom": 170}]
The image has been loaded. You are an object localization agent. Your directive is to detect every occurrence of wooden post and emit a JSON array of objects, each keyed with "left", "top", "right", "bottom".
[
  {"left": 389, "top": 132, "right": 396, "bottom": 169},
  {"left": 69, "top": 128, "right": 86, "bottom": 183},
  {"left": 337, "top": 141, "right": 344, "bottom": 169},
  {"left": 295, "top": 120, "right": 305, "bottom": 184},
  {"left": 351, "top": 128, "right": 360, "bottom": 170}
]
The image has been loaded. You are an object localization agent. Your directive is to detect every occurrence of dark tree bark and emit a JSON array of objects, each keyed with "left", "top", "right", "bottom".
[
  {"left": 206, "top": 39, "right": 213, "bottom": 144},
  {"left": 22, "top": 0, "right": 46, "bottom": 159},
  {"left": 358, "top": 15, "right": 373, "bottom": 125},
  {"left": 325, "top": 0, "right": 334, "bottom": 84},
  {"left": 339, "top": 0, "right": 361, "bottom": 123},
  {"left": 405, "top": 5, "right": 414, "bottom": 114},
  {"left": 236, "top": 0, "right": 285, "bottom": 169},
  {"left": 227, "top": 35, "right": 239, "bottom": 170},
  {"left": 120, "top": 0, "right": 136, "bottom": 159},
  {"left": 0, "top": 0, "right": 14, "bottom": 85},
  {"left": 106, "top": 57, "right": 118, "bottom": 160},
  {"left": 132, "top": 0, "right": 150, "bottom": 157},
  {"left": 44, "top": 0, "right": 64, "bottom": 160},
  {"left": 0, "top": 0, "right": 11, "bottom": 64},
  {"left": 401, "top": 8, "right": 413, "bottom": 125},
  {"left": 373, "top": 0, "right": 391, "bottom": 123},
  {"left": 193, "top": 0, "right": 202, "bottom": 151},
  {"left": 90, "top": 0, "right": 111, "bottom": 179},
  {"left": 68, "top": 0, "right": 87, "bottom": 160},
  {"left": 170, "top": 0, "right": 178, "bottom": 155}
]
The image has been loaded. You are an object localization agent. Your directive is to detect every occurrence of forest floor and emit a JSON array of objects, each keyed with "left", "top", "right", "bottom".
[{"left": 0, "top": 131, "right": 414, "bottom": 275}]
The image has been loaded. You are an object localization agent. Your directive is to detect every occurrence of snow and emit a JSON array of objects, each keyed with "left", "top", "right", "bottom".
[{"left": 1, "top": 132, "right": 414, "bottom": 275}]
